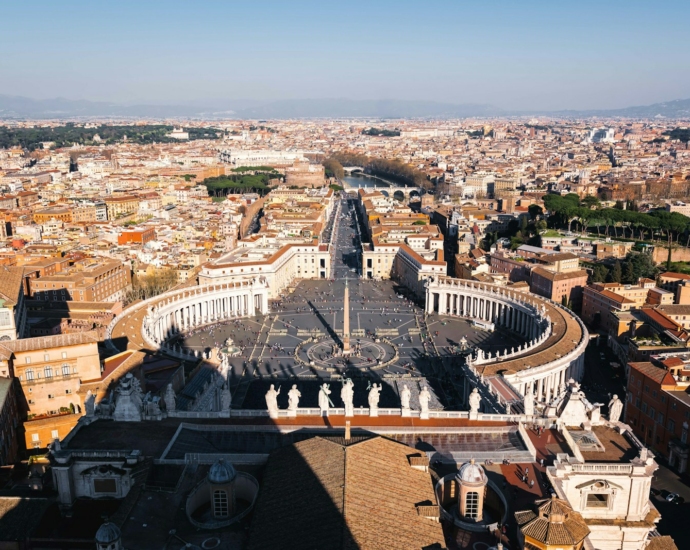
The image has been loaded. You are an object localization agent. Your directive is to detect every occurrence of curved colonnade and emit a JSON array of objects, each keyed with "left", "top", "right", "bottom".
[
  {"left": 107, "top": 275, "right": 587, "bottom": 411},
  {"left": 426, "top": 277, "right": 588, "bottom": 405},
  {"left": 106, "top": 278, "right": 270, "bottom": 355}
]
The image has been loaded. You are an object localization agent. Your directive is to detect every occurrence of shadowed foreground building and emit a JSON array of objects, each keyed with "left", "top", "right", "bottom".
[{"left": 247, "top": 435, "right": 445, "bottom": 550}]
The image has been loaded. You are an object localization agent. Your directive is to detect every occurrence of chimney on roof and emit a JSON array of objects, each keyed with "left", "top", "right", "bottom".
[{"left": 345, "top": 420, "right": 351, "bottom": 441}]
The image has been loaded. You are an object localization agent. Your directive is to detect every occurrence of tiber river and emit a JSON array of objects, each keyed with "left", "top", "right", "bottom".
[{"left": 341, "top": 173, "right": 397, "bottom": 189}]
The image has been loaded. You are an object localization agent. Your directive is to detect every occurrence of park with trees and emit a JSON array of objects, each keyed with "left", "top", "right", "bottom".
[
  {"left": 322, "top": 153, "right": 431, "bottom": 189},
  {"left": 201, "top": 167, "right": 280, "bottom": 197}
]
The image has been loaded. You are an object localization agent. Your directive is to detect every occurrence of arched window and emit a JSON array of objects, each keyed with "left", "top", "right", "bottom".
[
  {"left": 465, "top": 491, "right": 479, "bottom": 519},
  {"left": 44, "top": 366, "right": 53, "bottom": 379},
  {"left": 213, "top": 489, "right": 228, "bottom": 517}
]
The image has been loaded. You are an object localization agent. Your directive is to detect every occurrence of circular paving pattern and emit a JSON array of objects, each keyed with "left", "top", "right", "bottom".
[{"left": 296, "top": 336, "right": 398, "bottom": 374}]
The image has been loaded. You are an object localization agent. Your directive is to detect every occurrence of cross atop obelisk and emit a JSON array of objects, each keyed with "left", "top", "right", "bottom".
[{"left": 342, "top": 277, "right": 351, "bottom": 354}]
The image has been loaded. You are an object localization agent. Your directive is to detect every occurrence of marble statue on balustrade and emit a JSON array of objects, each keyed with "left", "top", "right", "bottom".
[
  {"left": 112, "top": 373, "right": 143, "bottom": 422},
  {"left": 608, "top": 394, "right": 623, "bottom": 423},
  {"left": 143, "top": 394, "right": 162, "bottom": 420},
  {"left": 523, "top": 383, "right": 535, "bottom": 417},
  {"left": 400, "top": 384, "right": 411, "bottom": 417},
  {"left": 164, "top": 383, "right": 177, "bottom": 413},
  {"left": 318, "top": 383, "right": 331, "bottom": 415},
  {"left": 287, "top": 384, "right": 301, "bottom": 416},
  {"left": 341, "top": 379, "right": 354, "bottom": 417},
  {"left": 221, "top": 384, "right": 232, "bottom": 412},
  {"left": 266, "top": 384, "right": 281, "bottom": 419},
  {"left": 368, "top": 383, "right": 381, "bottom": 417},
  {"left": 84, "top": 390, "right": 95, "bottom": 417},
  {"left": 469, "top": 387, "right": 482, "bottom": 419},
  {"left": 419, "top": 385, "right": 431, "bottom": 420}
]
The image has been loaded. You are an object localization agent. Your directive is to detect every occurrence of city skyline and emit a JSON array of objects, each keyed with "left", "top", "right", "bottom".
[{"left": 1, "top": 0, "right": 689, "bottom": 111}]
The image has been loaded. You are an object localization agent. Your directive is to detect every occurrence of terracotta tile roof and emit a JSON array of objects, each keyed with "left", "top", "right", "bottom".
[
  {"left": 0, "top": 266, "right": 24, "bottom": 307},
  {"left": 515, "top": 496, "right": 589, "bottom": 546},
  {"left": 247, "top": 436, "right": 444, "bottom": 550},
  {"left": 628, "top": 361, "right": 669, "bottom": 384},
  {"left": 1, "top": 331, "right": 99, "bottom": 354},
  {"left": 647, "top": 535, "right": 679, "bottom": 550}
]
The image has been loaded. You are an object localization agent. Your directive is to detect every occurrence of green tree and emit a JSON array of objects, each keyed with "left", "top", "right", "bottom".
[
  {"left": 528, "top": 204, "right": 543, "bottom": 219},
  {"left": 580, "top": 195, "right": 600, "bottom": 209},
  {"left": 622, "top": 261, "right": 635, "bottom": 284},
  {"left": 592, "top": 264, "right": 609, "bottom": 283},
  {"left": 323, "top": 158, "right": 344, "bottom": 179},
  {"left": 607, "top": 261, "right": 622, "bottom": 283}
]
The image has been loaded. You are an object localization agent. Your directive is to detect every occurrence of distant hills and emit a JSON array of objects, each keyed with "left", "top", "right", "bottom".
[{"left": 0, "top": 94, "right": 689, "bottom": 120}]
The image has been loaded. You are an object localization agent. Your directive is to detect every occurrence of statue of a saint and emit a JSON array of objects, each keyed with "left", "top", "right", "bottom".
[
  {"left": 221, "top": 384, "right": 232, "bottom": 412},
  {"left": 341, "top": 379, "right": 354, "bottom": 417},
  {"left": 608, "top": 394, "right": 623, "bottom": 423},
  {"left": 524, "top": 383, "right": 535, "bottom": 417},
  {"left": 368, "top": 383, "right": 381, "bottom": 417},
  {"left": 265, "top": 384, "right": 280, "bottom": 418},
  {"left": 164, "top": 383, "right": 176, "bottom": 413},
  {"left": 419, "top": 386, "right": 431, "bottom": 414},
  {"left": 288, "top": 384, "right": 301, "bottom": 412},
  {"left": 84, "top": 390, "right": 95, "bottom": 417},
  {"left": 318, "top": 383, "right": 331, "bottom": 414},
  {"left": 400, "top": 384, "right": 411, "bottom": 410},
  {"left": 469, "top": 388, "right": 482, "bottom": 414}
]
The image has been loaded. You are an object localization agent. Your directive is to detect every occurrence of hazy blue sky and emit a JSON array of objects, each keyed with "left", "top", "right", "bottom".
[{"left": 1, "top": 0, "right": 688, "bottom": 110}]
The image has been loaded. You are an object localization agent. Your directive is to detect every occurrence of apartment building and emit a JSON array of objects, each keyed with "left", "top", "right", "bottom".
[
  {"left": 3, "top": 332, "right": 101, "bottom": 448},
  {"left": 29, "top": 258, "right": 132, "bottom": 305},
  {"left": 0, "top": 379, "right": 20, "bottom": 465},
  {"left": 582, "top": 280, "right": 673, "bottom": 334},
  {"left": 118, "top": 227, "right": 156, "bottom": 245},
  {"left": 530, "top": 267, "right": 588, "bottom": 311},
  {"left": 0, "top": 266, "right": 28, "bottom": 340},
  {"left": 33, "top": 207, "right": 72, "bottom": 224},
  {"left": 626, "top": 353, "right": 690, "bottom": 473},
  {"left": 103, "top": 195, "right": 139, "bottom": 220}
]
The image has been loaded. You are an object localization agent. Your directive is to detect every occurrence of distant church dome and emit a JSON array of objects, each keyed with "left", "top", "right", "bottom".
[
  {"left": 208, "top": 459, "right": 237, "bottom": 484},
  {"left": 456, "top": 459, "right": 488, "bottom": 485},
  {"left": 95, "top": 521, "right": 121, "bottom": 544}
]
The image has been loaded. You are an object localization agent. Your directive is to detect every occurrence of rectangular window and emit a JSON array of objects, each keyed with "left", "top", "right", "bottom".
[
  {"left": 586, "top": 494, "right": 609, "bottom": 508},
  {"left": 93, "top": 479, "right": 117, "bottom": 493},
  {"left": 44, "top": 354, "right": 50, "bottom": 362},
  {"left": 25, "top": 357, "right": 31, "bottom": 364},
  {"left": 51, "top": 430, "right": 59, "bottom": 439},
  {"left": 31, "top": 434, "right": 39, "bottom": 442},
  {"left": 61, "top": 352, "right": 67, "bottom": 359},
  {"left": 465, "top": 491, "right": 479, "bottom": 519},
  {"left": 669, "top": 419, "right": 676, "bottom": 433}
]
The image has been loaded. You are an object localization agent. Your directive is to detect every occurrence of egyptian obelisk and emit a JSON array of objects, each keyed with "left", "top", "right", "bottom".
[{"left": 342, "top": 278, "right": 351, "bottom": 354}]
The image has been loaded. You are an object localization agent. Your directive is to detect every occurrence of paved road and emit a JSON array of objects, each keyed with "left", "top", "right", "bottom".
[
  {"left": 333, "top": 197, "right": 361, "bottom": 279},
  {"left": 651, "top": 461, "right": 690, "bottom": 547}
]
